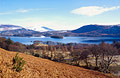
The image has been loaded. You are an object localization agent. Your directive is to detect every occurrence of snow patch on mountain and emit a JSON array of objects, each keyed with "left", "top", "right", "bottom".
[
  {"left": 24, "top": 25, "right": 54, "bottom": 32},
  {"left": 0, "top": 25, "right": 22, "bottom": 31}
]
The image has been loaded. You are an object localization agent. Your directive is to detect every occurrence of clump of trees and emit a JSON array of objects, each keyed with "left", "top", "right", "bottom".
[
  {"left": 32, "top": 45, "right": 66, "bottom": 62},
  {"left": 71, "top": 42, "right": 118, "bottom": 73},
  {"left": 0, "top": 37, "right": 26, "bottom": 52}
]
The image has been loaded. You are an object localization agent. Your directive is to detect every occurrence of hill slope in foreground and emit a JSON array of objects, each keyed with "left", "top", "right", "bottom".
[{"left": 0, "top": 48, "right": 114, "bottom": 78}]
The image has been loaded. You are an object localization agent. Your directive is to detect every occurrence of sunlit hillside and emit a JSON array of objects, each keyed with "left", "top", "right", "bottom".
[{"left": 0, "top": 48, "right": 115, "bottom": 78}]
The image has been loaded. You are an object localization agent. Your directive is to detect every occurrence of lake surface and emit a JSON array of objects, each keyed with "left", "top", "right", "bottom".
[{"left": 5, "top": 36, "right": 120, "bottom": 45}]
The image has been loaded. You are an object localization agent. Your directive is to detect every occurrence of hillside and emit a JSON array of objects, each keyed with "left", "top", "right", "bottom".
[
  {"left": 0, "top": 48, "right": 115, "bottom": 78},
  {"left": 71, "top": 24, "right": 120, "bottom": 37}
]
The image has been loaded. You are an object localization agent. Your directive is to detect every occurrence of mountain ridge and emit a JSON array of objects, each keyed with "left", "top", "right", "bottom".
[{"left": 71, "top": 24, "right": 120, "bottom": 37}]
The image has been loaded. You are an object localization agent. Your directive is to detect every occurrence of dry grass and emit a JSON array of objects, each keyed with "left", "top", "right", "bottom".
[{"left": 0, "top": 48, "right": 114, "bottom": 78}]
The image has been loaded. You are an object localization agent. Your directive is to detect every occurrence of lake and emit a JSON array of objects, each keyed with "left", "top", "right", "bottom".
[{"left": 5, "top": 36, "right": 120, "bottom": 45}]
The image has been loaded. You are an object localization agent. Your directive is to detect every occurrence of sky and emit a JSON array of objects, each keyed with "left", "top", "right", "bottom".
[{"left": 0, "top": 0, "right": 120, "bottom": 30}]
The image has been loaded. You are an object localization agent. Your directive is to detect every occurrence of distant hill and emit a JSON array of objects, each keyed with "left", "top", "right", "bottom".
[
  {"left": 0, "top": 48, "right": 113, "bottom": 78},
  {"left": 71, "top": 24, "right": 120, "bottom": 37},
  {"left": 0, "top": 25, "right": 41, "bottom": 36}
]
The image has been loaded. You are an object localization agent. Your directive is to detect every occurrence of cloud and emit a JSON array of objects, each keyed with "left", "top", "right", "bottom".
[
  {"left": 16, "top": 8, "right": 53, "bottom": 13},
  {"left": 0, "top": 12, "right": 13, "bottom": 15},
  {"left": 16, "top": 9, "right": 29, "bottom": 13},
  {"left": 0, "top": 8, "right": 54, "bottom": 15},
  {"left": 71, "top": 6, "right": 120, "bottom": 16},
  {"left": 0, "top": 9, "right": 29, "bottom": 15}
]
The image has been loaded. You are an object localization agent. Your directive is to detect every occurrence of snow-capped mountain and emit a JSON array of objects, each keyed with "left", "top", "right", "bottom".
[
  {"left": 25, "top": 26, "right": 54, "bottom": 32},
  {"left": 0, "top": 25, "right": 54, "bottom": 32},
  {"left": 41, "top": 26, "right": 54, "bottom": 31},
  {"left": 0, "top": 24, "right": 41, "bottom": 36},
  {"left": 0, "top": 24, "right": 55, "bottom": 37},
  {"left": 0, "top": 25, "right": 23, "bottom": 31}
]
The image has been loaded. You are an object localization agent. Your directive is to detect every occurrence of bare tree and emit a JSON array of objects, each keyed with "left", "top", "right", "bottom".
[
  {"left": 80, "top": 50, "right": 91, "bottom": 67},
  {"left": 89, "top": 45, "right": 101, "bottom": 67},
  {"left": 99, "top": 43, "right": 118, "bottom": 73},
  {"left": 71, "top": 51, "right": 81, "bottom": 66}
]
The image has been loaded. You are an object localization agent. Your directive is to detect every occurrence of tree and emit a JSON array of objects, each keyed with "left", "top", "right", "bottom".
[
  {"left": 6, "top": 38, "right": 13, "bottom": 45},
  {"left": 12, "top": 53, "right": 26, "bottom": 72},
  {"left": 50, "top": 46, "right": 54, "bottom": 60},
  {"left": 70, "top": 46, "right": 74, "bottom": 52},
  {"left": 99, "top": 43, "right": 118, "bottom": 73},
  {"left": 54, "top": 53, "right": 64, "bottom": 62},
  {"left": 89, "top": 45, "right": 101, "bottom": 67},
  {"left": 80, "top": 50, "right": 91, "bottom": 67},
  {"left": 71, "top": 51, "right": 81, "bottom": 66}
]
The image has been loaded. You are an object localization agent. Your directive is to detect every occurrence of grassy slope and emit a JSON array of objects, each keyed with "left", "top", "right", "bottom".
[{"left": 0, "top": 48, "right": 115, "bottom": 78}]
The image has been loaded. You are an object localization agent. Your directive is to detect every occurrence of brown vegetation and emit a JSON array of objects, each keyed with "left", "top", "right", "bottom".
[{"left": 0, "top": 48, "right": 114, "bottom": 78}]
